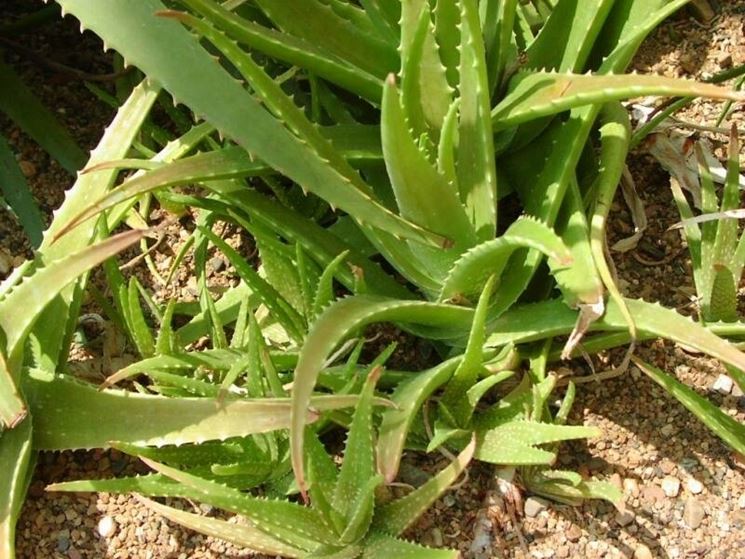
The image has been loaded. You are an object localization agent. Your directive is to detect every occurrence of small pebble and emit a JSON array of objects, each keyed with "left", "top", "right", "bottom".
[
  {"left": 738, "top": 493, "right": 745, "bottom": 510},
  {"left": 97, "top": 516, "right": 117, "bottom": 538},
  {"left": 634, "top": 543, "right": 654, "bottom": 559},
  {"left": 711, "top": 374, "right": 734, "bottom": 394},
  {"left": 68, "top": 550, "right": 81, "bottom": 559},
  {"left": 616, "top": 510, "right": 635, "bottom": 527},
  {"left": 624, "top": 478, "right": 641, "bottom": 497},
  {"left": 733, "top": 383, "right": 744, "bottom": 397},
  {"left": 18, "top": 160, "right": 37, "bottom": 178},
  {"left": 566, "top": 524, "right": 582, "bottom": 542},
  {"left": 687, "top": 478, "right": 704, "bottom": 495},
  {"left": 717, "top": 52, "right": 733, "bottom": 68},
  {"left": 662, "top": 476, "right": 681, "bottom": 497},
  {"left": 524, "top": 497, "right": 548, "bottom": 518},
  {"left": 684, "top": 498, "right": 706, "bottom": 529},
  {"left": 56, "top": 535, "right": 70, "bottom": 552}
]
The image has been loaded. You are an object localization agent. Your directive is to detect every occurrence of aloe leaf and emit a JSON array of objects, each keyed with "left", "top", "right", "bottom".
[
  {"left": 26, "top": 80, "right": 159, "bottom": 374},
  {"left": 589, "top": 103, "right": 636, "bottom": 340},
  {"left": 254, "top": 0, "right": 397, "bottom": 78},
  {"left": 374, "top": 439, "right": 474, "bottom": 536},
  {"left": 291, "top": 296, "right": 474, "bottom": 494},
  {"left": 377, "top": 358, "right": 460, "bottom": 482},
  {"left": 362, "top": 533, "right": 459, "bottom": 559},
  {"left": 22, "top": 368, "right": 320, "bottom": 451},
  {"left": 433, "top": 0, "right": 459, "bottom": 89},
  {"left": 484, "top": 0, "right": 518, "bottom": 94},
  {"left": 381, "top": 77, "right": 475, "bottom": 279},
  {"left": 136, "top": 495, "right": 306, "bottom": 558},
  {"left": 456, "top": 0, "right": 497, "bottom": 242},
  {"left": 709, "top": 266, "right": 738, "bottom": 323},
  {"left": 493, "top": 71, "right": 745, "bottom": 131},
  {"left": 57, "top": 1, "right": 444, "bottom": 249},
  {"left": 142, "top": 457, "right": 336, "bottom": 550},
  {"left": 0, "top": 229, "right": 146, "bottom": 356},
  {"left": 400, "top": 1, "right": 452, "bottom": 136},
  {"left": 633, "top": 358, "right": 745, "bottom": 455},
  {"left": 440, "top": 276, "right": 495, "bottom": 426},
  {"left": 0, "top": 135, "right": 44, "bottom": 247},
  {"left": 183, "top": 0, "right": 382, "bottom": 101},
  {"left": 0, "top": 343, "right": 25, "bottom": 429},
  {"left": 486, "top": 296, "right": 745, "bottom": 375},
  {"left": 0, "top": 417, "right": 33, "bottom": 559},
  {"left": 167, "top": 11, "right": 443, "bottom": 252},
  {"left": 526, "top": 0, "right": 615, "bottom": 72},
  {"left": 475, "top": 421, "right": 599, "bottom": 465},
  {"left": 0, "top": 60, "right": 86, "bottom": 174},
  {"left": 312, "top": 250, "right": 349, "bottom": 319},
  {"left": 333, "top": 367, "right": 380, "bottom": 520},
  {"left": 439, "top": 216, "right": 572, "bottom": 302}
]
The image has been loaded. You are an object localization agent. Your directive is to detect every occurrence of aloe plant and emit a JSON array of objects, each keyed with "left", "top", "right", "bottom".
[{"left": 1, "top": 0, "right": 744, "bottom": 556}]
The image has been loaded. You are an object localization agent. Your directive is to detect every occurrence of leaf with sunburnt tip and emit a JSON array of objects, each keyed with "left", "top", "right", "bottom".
[
  {"left": 373, "top": 438, "right": 474, "bottom": 537},
  {"left": 493, "top": 71, "right": 745, "bottom": 131},
  {"left": 136, "top": 495, "right": 307, "bottom": 558},
  {"left": 475, "top": 421, "right": 600, "bottom": 465},
  {"left": 438, "top": 216, "right": 572, "bottom": 303}
]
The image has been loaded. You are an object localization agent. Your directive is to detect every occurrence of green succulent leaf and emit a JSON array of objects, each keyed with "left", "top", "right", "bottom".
[
  {"left": 475, "top": 421, "right": 600, "bottom": 465},
  {"left": 0, "top": 417, "right": 33, "bottom": 559}
]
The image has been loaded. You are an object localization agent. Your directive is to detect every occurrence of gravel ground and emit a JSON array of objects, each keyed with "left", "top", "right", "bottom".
[{"left": 3, "top": 2, "right": 745, "bottom": 558}]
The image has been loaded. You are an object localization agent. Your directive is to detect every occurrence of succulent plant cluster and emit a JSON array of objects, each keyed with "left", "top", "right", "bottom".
[{"left": 1, "top": 1, "right": 744, "bottom": 557}]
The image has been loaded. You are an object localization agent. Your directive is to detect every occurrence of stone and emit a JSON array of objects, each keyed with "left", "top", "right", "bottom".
[
  {"left": 711, "top": 374, "right": 734, "bottom": 394},
  {"left": 566, "top": 524, "right": 582, "bottom": 542},
  {"left": 624, "top": 478, "right": 640, "bottom": 497},
  {"left": 18, "top": 160, "right": 37, "bottom": 178},
  {"left": 615, "top": 510, "right": 635, "bottom": 527},
  {"left": 662, "top": 476, "right": 681, "bottom": 497},
  {"left": 97, "top": 516, "right": 117, "bottom": 538},
  {"left": 642, "top": 484, "right": 665, "bottom": 503},
  {"left": 733, "top": 383, "right": 744, "bottom": 398},
  {"left": 524, "top": 497, "right": 548, "bottom": 518},
  {"left": 684, "top": 498, "right": 706, "bottom": 529},
  {"left": 634, "top": 544, "right": 654, "bottom": 559},
  {"left": 738, "top": 493, "right": 745, "bottom": 510},
  {"left": 56, "top": 535, "right": 70, "bottom": 552},
  {"left": 717, "top": 52, "right": 733, "bottom": 68},
  {"left": 660, "top": 424, "right": 675, "bottom": 436},
  {"left": 687, "top": 478, "right": 704, "bottom": 495}
]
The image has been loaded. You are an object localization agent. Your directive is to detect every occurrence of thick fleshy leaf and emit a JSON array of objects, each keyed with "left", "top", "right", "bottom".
[
  {"left": 475, "top": 421, "right": 599, "bottom": 465},
  {"left": 493, "top": 71, "right": 745, "bottom": 130},
  {"left": 0, "top": 417, "right": 33, "bottom": 559}
]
